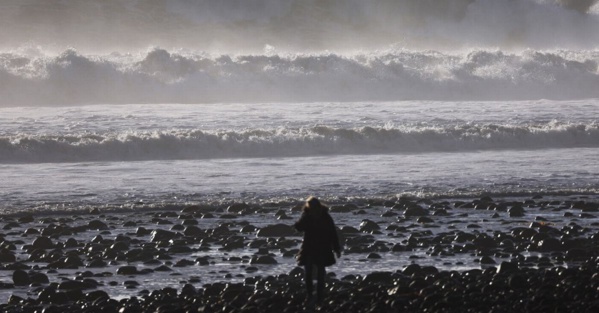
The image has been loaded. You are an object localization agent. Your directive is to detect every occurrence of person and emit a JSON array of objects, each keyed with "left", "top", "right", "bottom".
[{"left": 294, "top": 196, "right": 341, "bottom": 304}]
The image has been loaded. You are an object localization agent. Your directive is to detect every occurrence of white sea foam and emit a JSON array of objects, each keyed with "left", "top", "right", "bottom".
[
  {"left": 0, "top": 48, "right": 598, "bottom": 106},
  {"left": 1, "top": 123, "right": 597, "bottom": 163},
  {"left": 1, "top": 1, "right": 599, "bottom": 213}
]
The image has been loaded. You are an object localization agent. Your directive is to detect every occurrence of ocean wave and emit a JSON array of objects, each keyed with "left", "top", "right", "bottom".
[
  {"left": 1, "top": 123, "right": 598, "bottom": 163},
  {"left": 0, "top": 48, "right": 598, "bottom": 106}
]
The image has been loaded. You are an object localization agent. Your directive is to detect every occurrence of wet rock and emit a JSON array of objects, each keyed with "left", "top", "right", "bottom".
[
  {"left": 154, "top": 265, "right": 172, "bottom": 272},
  {"left": 123, "top": 221, "right": 137, "bottom": 227},
  {"left": 496, "top": 261, "right": 518, "bottom": 274},
  {"left": 87, "top": 259, "right": 107, "bottom": 268},
  {"left": 183, "top": 225, "right": 203, "bottom": 237},
  {"left": 572, "top": 201, "right": 599, "bottom": 212},
  {"left": 174, "top": 259, "right": 195, "bottom": 267},
  {"left": 23, "top": 228, "right": 39, "bottom": 235},
  {"left": 256, "top": 224, "right": 296, "bottom": 237},
  {"left": 182, "top": 219, "right": 198, "bottom": 225},
  {"left": 565, "top": 248, "right": 588, "bottom": 260},
  {"left": 362, "top": 271, "right": 393, "bottom": 285},
  {"left": 381, "top": 210, "right": 398, "bottom": 217},
  {"left": 58, "top": 280, "right": 91, "bottom": 291},
  {"left": 403, "top": 264, "right": 422, "bottom": 276},
  {"left": 240, "top": 225, "right": 258, "bottom": 233},
  {"left": 12, "top": 269, "right": 30, "bottom": 286},
  {"left": 85, "top": 290, "right": 109, "bottom": 302},
  {"left": 340, "top": 226, "right": 361, "bottom": 234},
  {"left": 64, "top": 238, "right": 79, "bottom": 248},
  {"left": 250, "top": 255, "right": 278, "bottom": 265},
  {"left": 276, "top": 212, "right": 291, "bottom": 220},
  {"left": 227, "top": 203, "right": 250, "bottom": 213},
  {"left": 136, "top": 227, "right": 152, "bottom": 236},
  {"left": 480, "top": 256, "right": 496, "bottom": 264},
  {"left": 151, "top": 229, "right": 178, "bottom": 242},
  {"left": 110, "top": 241, "right": 129, "bottom": 251},
  {"left": 18, "top": 214, "right": 34, "bottom": 223},
  {"left": 479, "top": 196, "right": 494, "bottom": 203},
  {"left": 117, "top": 266, "right": 139, "bottom": 275},
  {"left": 181, "top": 204, "right": 215, "bottom": 214},
  {"left": 508, "top": 274, "right": 526, "bottom": 290},
  {"left": 32, "top": 236, "right": 54, "bottom": 250},
  {"left": 170, "top": 224, "right": 185, "bottom": 231},
  {"left": 0, "top": 249, "right": 16, "bottom": 262},
  {"left": 367, "top": 252, "right": 382, "bottom": 259},
  {"left": 392, "top": 243, "right": 407, "bottom": 252},
  {"left": 169, "top": 245, "right": 192, "bottom": 254},
  {"left": 88, "top": 220, "right": 109, "bottom": 230},
  {"left": 403, "top": 205, "right": 428, "bottom": 217},
  {"left": 509, "top": 206, "right": 525, "bottom": 217},
  {"left": 330, "top": 204, "right": 358, "bottom": 213},
  {"left": 417, "top": 216, "right": 434, "bottom": 223},
  {"left": 432, "top": 209, "right": 450, "bottom": 216},
  {"left": 473, "top": 234, "right": 497, "bottom": 249},
  {"left": 537, "top": 237, "right": 562, "bottom": 251},
  {"left": 29, "top": 272, "right": 49, "bottom": 284},
  {"left": 359, "top": 220, "right": 380, "bottom": 232}
]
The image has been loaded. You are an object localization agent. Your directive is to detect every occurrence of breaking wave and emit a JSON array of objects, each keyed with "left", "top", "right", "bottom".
[
  {"left": 2, "top": 122, "right": 598, "bottom": 163},
  {"left": 0, "top": 48, "right": 598, "bottom": 106}
]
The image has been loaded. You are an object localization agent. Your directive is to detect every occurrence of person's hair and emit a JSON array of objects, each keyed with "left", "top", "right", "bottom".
[{"left": 304, "top": 196, "right": 326, "bottom": 214}]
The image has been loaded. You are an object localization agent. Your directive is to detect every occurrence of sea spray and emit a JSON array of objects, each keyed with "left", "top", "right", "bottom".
[
  {"left": 1, "top": 122, "right": 598, "bottom": 163},
  {"left": 1, "top": 0, "right": 598, "bottom": 51},
  {"left": 1, "top": 49, "right": 598, "bottom": 106}
]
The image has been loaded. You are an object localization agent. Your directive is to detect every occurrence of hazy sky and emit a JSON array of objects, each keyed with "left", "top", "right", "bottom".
[{"left": 1, "top": 0, "right": 598, "bottom": 53}]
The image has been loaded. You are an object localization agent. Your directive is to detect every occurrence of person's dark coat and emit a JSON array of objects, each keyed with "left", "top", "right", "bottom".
[{"left": 294, "top": 206, "right": 340, "bottom": 267}]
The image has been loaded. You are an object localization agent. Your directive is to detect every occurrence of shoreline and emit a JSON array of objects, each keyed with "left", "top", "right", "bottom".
[{"left": 1, "top": 195, "right": 599, "bottom": 312}]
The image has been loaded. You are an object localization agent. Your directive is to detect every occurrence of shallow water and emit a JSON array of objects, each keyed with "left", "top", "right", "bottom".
[{"left": 1, "top": 193, "right": 598, "bottom": 302}]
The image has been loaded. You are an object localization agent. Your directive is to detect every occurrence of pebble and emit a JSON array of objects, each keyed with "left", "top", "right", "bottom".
[{"left": 0, "top": 197, "right": 598, "bottom": 313}]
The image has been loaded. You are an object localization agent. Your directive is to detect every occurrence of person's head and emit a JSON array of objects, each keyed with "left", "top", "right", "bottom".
[{"left": 304, "top": 196, "right": 325, "bottom": 215}]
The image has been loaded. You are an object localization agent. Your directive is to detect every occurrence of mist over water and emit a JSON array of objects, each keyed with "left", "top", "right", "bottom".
[
  {"left": 0, "top": 1, "right": 598, "bottom": 211},
  {"left": 1, "top": 0, "right": 598, "bottom": 106},
  {"left": 0, "top": 48, "right": 598, "bottom": 106},
  {"left": 1, "top": 0, "right": 598, "bottom": 52}
]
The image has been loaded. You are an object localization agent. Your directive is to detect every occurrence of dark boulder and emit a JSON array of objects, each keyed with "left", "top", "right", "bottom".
[
  {"left": 88, "top": 220, "right": 109, "bottom": 230},
  {"left": 404, "top": 205, "right": 429, "bottom": 217},
  {"left": 183, "top": 225, "right": 203, "bottom": 237},
  {"left": 359, "top": 219, "right": 380, "bottom": 232},
  {"left": 150, "top": 229, "right": 178, "bottom": 242},
  {"left": 509, "top": 206, "right": 525, "bottom": 217},
  {"left": 496, "top": 261, "right": 518, "bottom": 274},
  {"left": 12, "top": 269, "right": 30, "bottom": 286},
  {"left": 117, "top": 266, "right": 139, "bottom": 275},
  {"left": 256, "top": 224, "right": 296, "bottom": 237},
  {"left": 250, "top": 255, "right": 278, "bottom": 265},
  {"left": 537, "top": 237, "right": 562, "bottom": 251},
  {"left": 32, "top": 236, "right": 54, "bottom": 250},
  {"left": 0, "top": 249, "right": 16, "bottom": 262},
  {"left": 362, "top": 271, "right": 394, "bottom": 285}
]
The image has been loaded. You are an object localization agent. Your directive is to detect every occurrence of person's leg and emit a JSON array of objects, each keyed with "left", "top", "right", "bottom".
[
  {"left": 304, "top": 264, "right": 313, "bottom": 299},
  {"left": 316, "top": 265, "right": 326, "bottom": 302}
]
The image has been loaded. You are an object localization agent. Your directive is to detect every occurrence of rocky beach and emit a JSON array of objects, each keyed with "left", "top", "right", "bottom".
[
  {"left": 2, "top": 1, "right": 599, "bottom": 312},
  {"left": 1, "top": 195, "right": 599, "bottom": 312}
]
